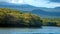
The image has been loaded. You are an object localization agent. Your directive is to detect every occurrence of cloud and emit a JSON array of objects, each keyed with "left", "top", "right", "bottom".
[
  {"left": 0, "top": 0, "right": 9, "bottom": 2},
  {"left": 24, "top": 0, "right": 60, "bottom": 8},
  {"left": 49, "top": 0, "right": 60, "bottom": 3},
  {"left": 0, "top": 0, "right": 60, "bottom": 8},
  {"left": 0, "top": 0, "right": 24, "bottom": 4},
  {"left": 8, "top": 0, "right": 24, "bottom": 4}
]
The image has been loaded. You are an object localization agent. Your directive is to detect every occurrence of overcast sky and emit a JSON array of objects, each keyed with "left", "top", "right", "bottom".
[{"left": 0, "top": 0, "right": 60, "bottom": 8}]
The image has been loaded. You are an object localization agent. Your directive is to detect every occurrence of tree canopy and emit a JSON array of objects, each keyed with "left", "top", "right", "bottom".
[{"left": 0, "top": 8, "right": 42, "bottom": 27}]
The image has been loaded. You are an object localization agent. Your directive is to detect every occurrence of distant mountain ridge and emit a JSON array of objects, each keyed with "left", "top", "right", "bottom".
[
  {"left": 42, "top": 7, "right": 60, "bottom": 12},
  {"left": 0, "top": 2, "right": 60, "bottom": 17},
  {"left": 0, "top": 2, "right": 37, "bottom": 11},
  {"left": 31, "top": 9, "right": 60, "bottom": 16}
]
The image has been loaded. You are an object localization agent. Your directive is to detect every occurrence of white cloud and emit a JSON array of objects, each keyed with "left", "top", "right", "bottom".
[
  {"left": 0, "top": 0, "right": 60, "bottom": 8},
  {"left": 24, "top": 0, "right": 60, "bottom": 8},
  {"left": 7, "top": 0, "right": 24, "bottom": 4},
  {"left": 0, "top": 0, "right": 24, "bottom": 4}
]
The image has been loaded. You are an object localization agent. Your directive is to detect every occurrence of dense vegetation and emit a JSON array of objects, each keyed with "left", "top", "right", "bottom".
[
  {"left": 41, "top": 18, "right": 60, "bottom": 26},
  {"left": 0, "top": 8, "right": 42, "bottom": 27},
  {"left": 0, "top": 8, "right": 60, "bottom": 27}
]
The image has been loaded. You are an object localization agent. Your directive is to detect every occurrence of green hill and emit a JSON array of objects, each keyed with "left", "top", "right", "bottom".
[
  {"left": 0, "top": 8, "right": 60, "bottom": 27},
  {"left": 0, "top": 8, "right": 42, "bottom": 27}
]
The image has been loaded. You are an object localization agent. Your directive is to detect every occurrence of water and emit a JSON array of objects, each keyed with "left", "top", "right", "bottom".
[{"left": 0, "top": 26, "right": 60, "bottom": 34}]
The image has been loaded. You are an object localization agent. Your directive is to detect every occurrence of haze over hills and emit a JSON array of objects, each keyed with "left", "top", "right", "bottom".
[
  {"left": 42, "top": 7, "right": 60, "bottom": 12},
  {"left": 31, "top": 9, "right": 60, "bottom": 17},
  {"left": 0, "top": 2, "right": 37, "bottom": 11},
  {"left": 0, "top": 2, "right": 60, "bottom": 17}
]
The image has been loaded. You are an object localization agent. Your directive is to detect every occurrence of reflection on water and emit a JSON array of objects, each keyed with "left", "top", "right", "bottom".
[{"left": 0, "top": 26, "right": 60, "bottom": 34}]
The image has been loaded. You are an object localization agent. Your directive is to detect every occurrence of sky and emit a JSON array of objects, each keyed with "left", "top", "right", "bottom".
[{"left": 0, "top": 0, "right": 60, "bottom": 8}]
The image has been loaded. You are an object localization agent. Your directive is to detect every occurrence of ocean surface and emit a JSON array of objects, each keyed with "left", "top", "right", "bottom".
[{"left": 0, "top": 26, "right": 60, "bottom": 34}]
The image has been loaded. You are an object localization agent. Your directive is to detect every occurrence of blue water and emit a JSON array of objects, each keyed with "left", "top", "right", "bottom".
[{"left": 0, "top": 26, "right": 60, "bottom": 34}]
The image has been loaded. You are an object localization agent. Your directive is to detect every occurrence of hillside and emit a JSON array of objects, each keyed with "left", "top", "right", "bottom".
[
  {"left": 0, "top": 8, "right": 60, "bottom": 27},
  {"left": 0, "top": 8, "right": 42, "bottom": 27}
]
